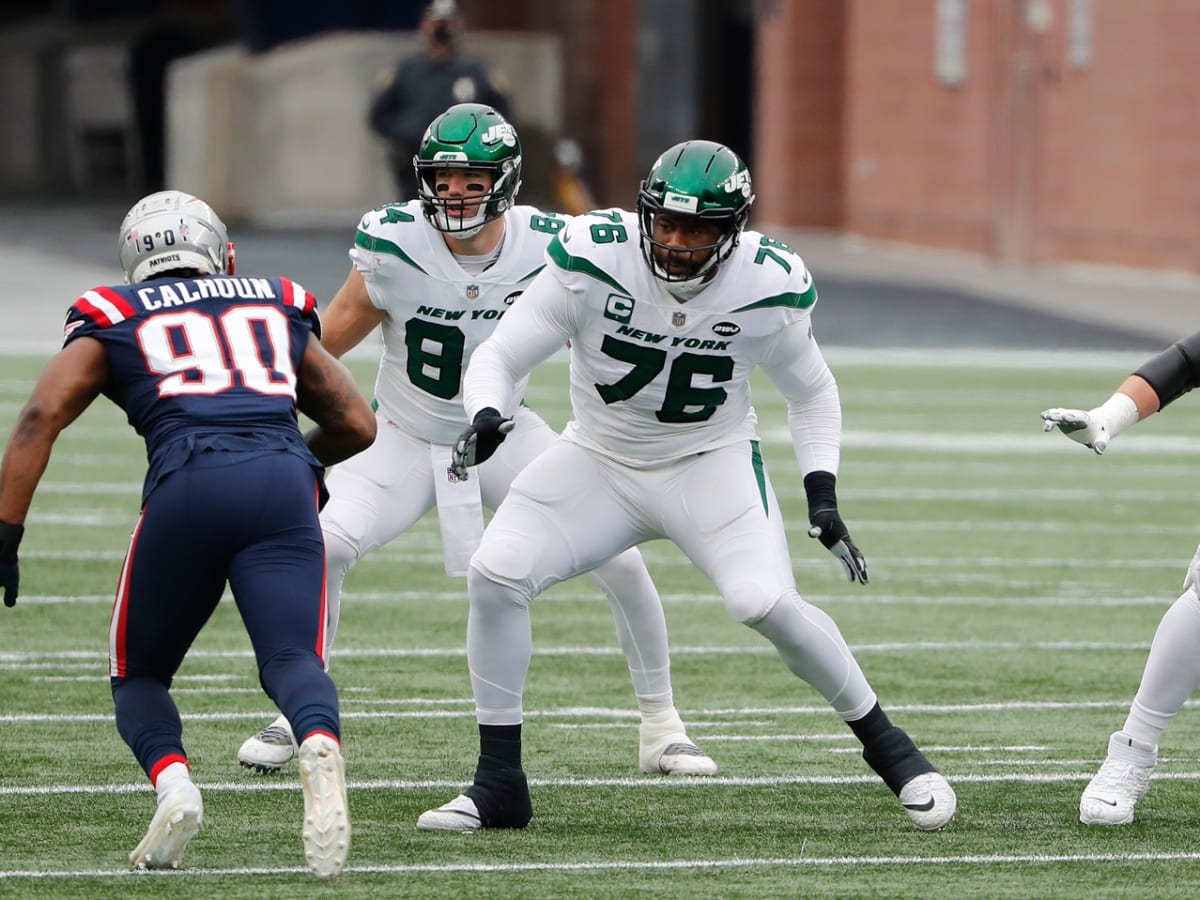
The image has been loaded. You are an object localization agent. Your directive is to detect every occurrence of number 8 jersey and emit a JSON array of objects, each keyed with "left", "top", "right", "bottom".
[{"left": 349, "top": 200, "right": 569, "bottom": 445}]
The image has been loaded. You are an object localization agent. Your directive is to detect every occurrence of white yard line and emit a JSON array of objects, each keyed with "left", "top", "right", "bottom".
[
  {"left": 4, "top": 770, "right": 1200, "bottom": 799},
  {"left": 0, "top": 640, "right": 1164, "bottom": 668},
  {"left": 6, "top": 849, "right": 1200, "bottom": 880},
  {"left": 2, "top": 698, "right": 1195, "bottom": 726}
]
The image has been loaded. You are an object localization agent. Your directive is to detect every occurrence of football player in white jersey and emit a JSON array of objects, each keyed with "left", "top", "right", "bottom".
[
  {"left": 1042, "top": 331, "right": 1200, "bottom": 825},
  {"left": 417, "top": 140, "right": 957, "bottom": 833},
  {"left": 235, "top": 104, "right": 714, "bottom": 780}
]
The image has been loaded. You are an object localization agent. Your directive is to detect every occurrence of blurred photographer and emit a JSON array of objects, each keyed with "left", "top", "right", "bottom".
[{"left": 368, "top": 0, "right": 512, "bottom": 199}]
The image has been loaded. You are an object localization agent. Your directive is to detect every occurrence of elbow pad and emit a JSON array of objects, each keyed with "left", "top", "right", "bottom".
[{"left": 1133, "top": 331, "right": 1200, "bottom": 409}]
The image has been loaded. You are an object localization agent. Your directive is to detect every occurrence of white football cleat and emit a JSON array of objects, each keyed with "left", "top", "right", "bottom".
[
  {"left": 639, "top": 734, "right": 719, "bottom": 776},
  {"left": 898, "top": 772, "right": 957, "bottom": 831},
  {"left": 129, "top": 780, "right": 204, "bottom": 870},
  {"left": 238, "top": 715, "right": 297, "bottom": 774},
  {"left": 1079, "top": 731, "right": 1157, "bottom": 826},
  {"left": 299, "top": 734, "right": 350, "bottom": 880},
  {"left": 417, "top": 793, "right": 482, "bottom": 833}
]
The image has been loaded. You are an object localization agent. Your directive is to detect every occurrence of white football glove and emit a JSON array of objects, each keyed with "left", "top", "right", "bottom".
[
  {"left": 1041, "top": 393, "right": 1139, "bottom": 456},
  {"left": 1040, "top": 407, "right": 1111, "bottom": 454},
  {"left": 1183, "top": 544, "right": 1200, "bottom": 596}
]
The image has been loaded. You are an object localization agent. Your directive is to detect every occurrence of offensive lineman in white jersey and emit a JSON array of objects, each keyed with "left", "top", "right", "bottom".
[
  {"left": 236, "top": 104, "right": 715, "bottom": 779},
  {"left": 417, "top": 140, "right": 957, "bottom": 833}
]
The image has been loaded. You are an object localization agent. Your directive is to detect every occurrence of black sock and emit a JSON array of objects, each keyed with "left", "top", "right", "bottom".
[
  {"left": 466, "top": 723, "right": 533, "bottom": 828},
  {"left": 847, "top": 703, "right": 892, "bottom": 745},
  {"left": 478, "top": 723, "right": 523, "bottom": 768},
  {"left": 860, "top": 725, "right": 935, "bottom": 796}
]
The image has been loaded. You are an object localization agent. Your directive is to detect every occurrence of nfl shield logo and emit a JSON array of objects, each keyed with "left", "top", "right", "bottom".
[
  {"left": 672, "top": 311, "right": 687, "bottom": 327},
  {"left": 466, "top": 284, "right": 480, "bottom": 300}
]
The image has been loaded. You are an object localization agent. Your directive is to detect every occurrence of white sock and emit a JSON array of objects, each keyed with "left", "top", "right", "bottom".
[
  {"left": 750, "top": 591, "right": 877, "bottom": 720},
  {"left": 637, "top": 699, "right": 685, "bottom": 734},
  {"left": 322, "top": 531, "right": 358, "bottom": 661},
  {"left": 465, "top": 567, "right": 531, "bottom": 724},
  {"left": 154, "top": 762, "right": 192, "bottom": 800},
  {"left": 1121, "top": 588, "right": 1200, "bottom": 747},
  {"left": 587, "top": 548, "right": 675, "bottom": 704}
]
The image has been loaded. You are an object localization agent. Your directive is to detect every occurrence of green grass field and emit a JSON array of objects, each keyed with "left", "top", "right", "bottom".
[{"left": 3, "top": 348, "right": 1200, "bottom": 898}]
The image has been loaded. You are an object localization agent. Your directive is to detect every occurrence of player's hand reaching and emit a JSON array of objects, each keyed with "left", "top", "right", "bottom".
[
  {"left": 0, "top": 519, "right": 24, "bottom": 608},
  {"left": 1040, "top": 407, "right": 1111, "bottom": 454},
  {"left": 1042, "top": 393, "right": 1140, "bottom": 456},
  {"left": 451, "top": 407, "right": 515, "bottom": 480},
  {"left": 808, "top": 509, "right": 869, "bottom": 584},
  {"left": 803, "top": 471, "right": 869, "bottom": 585}
]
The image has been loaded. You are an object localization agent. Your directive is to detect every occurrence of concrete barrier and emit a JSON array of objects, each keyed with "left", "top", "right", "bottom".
[{"left": 165, "top": 31, "right": 562, "bottom": 228}]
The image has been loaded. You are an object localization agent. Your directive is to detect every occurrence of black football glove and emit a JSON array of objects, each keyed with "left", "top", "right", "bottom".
[
  {"left": 0, "top": 519, "right": 24, "bottom": 608},
  {"left": 804, "top": 471, "right": 869, "bottom": 585},
  {"left": 451, "top": 407, "right": 515, "bottom": 480}
]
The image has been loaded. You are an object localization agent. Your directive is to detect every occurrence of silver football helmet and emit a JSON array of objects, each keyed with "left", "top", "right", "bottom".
[{"left": 118, "top": 190, "right": 235, "bottom": 283}]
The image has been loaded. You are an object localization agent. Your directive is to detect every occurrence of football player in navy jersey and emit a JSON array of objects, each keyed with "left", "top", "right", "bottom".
[{"left": 0, "top": 191, "right": 376, "bottom": 879}]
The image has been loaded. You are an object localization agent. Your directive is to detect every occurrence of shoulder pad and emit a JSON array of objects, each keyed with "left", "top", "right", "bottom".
[
  {"left": 70, "top": 285, "right": 139, "bottom": 328},
  {"left": 729, "top": 232, "right": 817, "bottom": 314}
]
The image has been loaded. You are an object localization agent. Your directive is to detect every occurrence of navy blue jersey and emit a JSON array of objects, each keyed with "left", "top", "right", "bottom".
[{"left": 63, "top": 274, "right": 325, "bottom": 502}]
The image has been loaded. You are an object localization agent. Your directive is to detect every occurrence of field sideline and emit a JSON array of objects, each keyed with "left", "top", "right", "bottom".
[{"left": 2, "top": 348, "right": 1199, "bottom": 898}]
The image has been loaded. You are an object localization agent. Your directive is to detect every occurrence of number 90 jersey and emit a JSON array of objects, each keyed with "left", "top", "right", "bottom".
[
  {"left": 546, "top": 209, "right": 819, "bottom": 465},
  {"left": 349, "top": 201, "right": 569, "bottom": 445},
  {"left": 62, "top": 274, "right": 323, "bottom": 502}
]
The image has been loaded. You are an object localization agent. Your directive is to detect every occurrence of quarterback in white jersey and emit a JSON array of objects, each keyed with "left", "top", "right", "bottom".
[
  {"left": 237, "top": 104, "right": 714, "bottom": 780},
  {"left": 419, "top": 141, "right": 957, "bottom": 834}
]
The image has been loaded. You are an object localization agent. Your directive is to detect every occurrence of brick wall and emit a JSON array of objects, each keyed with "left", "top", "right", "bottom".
[
  {"left": 756, "top": 0, "right": 1200, "bottom": 273},
  {"left": 753, "top": 0, "right": 847, "bottom": 228}
]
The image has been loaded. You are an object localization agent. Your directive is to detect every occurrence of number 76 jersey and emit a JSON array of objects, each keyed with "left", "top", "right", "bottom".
[{"left": 544, "top": 209, "right": 821, "bottom": 466}]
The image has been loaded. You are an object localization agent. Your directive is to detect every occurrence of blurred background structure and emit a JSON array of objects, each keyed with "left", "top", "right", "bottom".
[{"left": 0, "top": 0, "right": 1197, "bottom": 276}]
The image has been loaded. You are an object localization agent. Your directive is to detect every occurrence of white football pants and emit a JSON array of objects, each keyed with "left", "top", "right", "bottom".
[
  {"left": 317, "top": 408, "right": 677, "bottom": 702},
  {"left": 467, "top": 438, "right": 877, "bottom": 725}
]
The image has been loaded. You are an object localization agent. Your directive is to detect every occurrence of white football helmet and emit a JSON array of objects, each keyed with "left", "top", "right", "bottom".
[{"left": 118, "top": 190, "right": 235, "bottom": 283}]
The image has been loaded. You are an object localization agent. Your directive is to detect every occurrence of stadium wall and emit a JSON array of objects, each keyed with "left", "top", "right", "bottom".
[{"left": 756, "top": 0, "right": 1200, "bottom": 273}]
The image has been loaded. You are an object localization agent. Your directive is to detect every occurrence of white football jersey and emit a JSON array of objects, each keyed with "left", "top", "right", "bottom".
[
  {"left": 545, "top": 209, "right": 819, "bottom": 464},
  {"left": 348, "top": 201, "right": 569, "bottom": 444}
]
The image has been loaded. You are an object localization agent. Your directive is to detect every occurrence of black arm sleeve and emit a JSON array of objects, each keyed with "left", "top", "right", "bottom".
[{"left": 1133, "top": 329, "right": 1200, "bottom": 409}]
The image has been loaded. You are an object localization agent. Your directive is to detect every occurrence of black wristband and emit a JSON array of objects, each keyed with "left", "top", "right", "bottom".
[
  {"left": 1134, "top": 330, "right": 1200, "bottom": 409},
  {"left": 473, "top": 407, "right": 502, "bottom": 424},
  {"left": 0, "top": 519, "right": 24, "bottom": 560},
  {"left": 803, "top": 471, "right": 838, "bottom": 517}
]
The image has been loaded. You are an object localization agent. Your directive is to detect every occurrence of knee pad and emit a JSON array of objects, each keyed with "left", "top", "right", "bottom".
[
  {"left": 723, "top": 581, "right": 782, "bottom": 625},
  {"left": 467, "top": 562, "right": 532, "bottom": 611},
  {"left": 470, "top": 527, "right": 541, "bottom": 600}
]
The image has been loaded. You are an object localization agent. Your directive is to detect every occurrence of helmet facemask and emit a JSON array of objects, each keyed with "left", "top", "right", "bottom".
[
  {"left": 413, "top": 103, "right": 523, "bottom": 239},
  {"left": 415, "top": 160, "right": 520, "bottom": 238},
  {"left": 638, "top": 196, "right": 740, "bottom": 293},
  {"left": 636, "top": 141, "right": 754, "bottom": 297}
]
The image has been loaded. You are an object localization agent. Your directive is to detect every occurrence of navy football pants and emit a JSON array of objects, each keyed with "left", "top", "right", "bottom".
[{"left": 109, "top": 452, "right": 340, "bottom": 781}]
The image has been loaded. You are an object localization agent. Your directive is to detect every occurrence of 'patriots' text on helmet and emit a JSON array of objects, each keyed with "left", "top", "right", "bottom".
[
  {"left": 414, "top": 103, "right": 522, "bottom": 237},
  {"left": 118, "top": 190, "right": 234, "bottom": 283},
  {"left": 637, "top": 141, "right": 754, "bottom": 293}
]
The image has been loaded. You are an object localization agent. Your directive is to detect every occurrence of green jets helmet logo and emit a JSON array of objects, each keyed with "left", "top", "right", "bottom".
[{"left": 662, "top": 191, "right": 699, "bottom": 213}]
